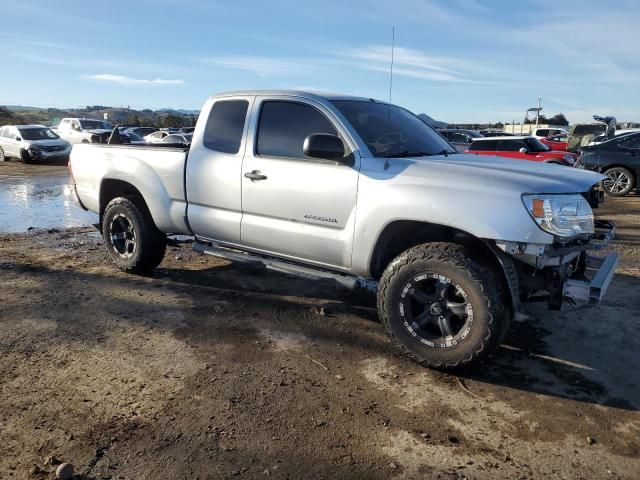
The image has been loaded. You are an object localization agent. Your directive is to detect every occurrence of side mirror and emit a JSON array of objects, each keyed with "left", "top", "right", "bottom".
[
  {"left": 303, "top": 133, "right": 345, "bottom": 161},
  {"left": 519, "top": 147, "right": 528, "bottom": 154},
  {"left": 15, "top": 136, "right": 21, "bottom": 141}
]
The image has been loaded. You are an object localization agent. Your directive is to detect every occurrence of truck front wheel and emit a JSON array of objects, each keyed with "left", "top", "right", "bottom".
[
  {"left": 102, "top": 197, "right": 166, "bottom": 274},
  {"left": 377, "top": 242, "right": 505, "bottom": 370}
]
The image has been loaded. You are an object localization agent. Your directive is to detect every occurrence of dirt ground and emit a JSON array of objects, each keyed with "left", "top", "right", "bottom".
[{"left": 1, "top": 161, "right": 639, "bottom": 479}]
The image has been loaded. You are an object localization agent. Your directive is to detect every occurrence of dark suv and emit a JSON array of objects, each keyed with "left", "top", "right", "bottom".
[
  {"left": 438, "top": 129, "right": 483, "bottom": 152},
  {"left": 578, "top": 132, "right": 640, "bottom": 196}
]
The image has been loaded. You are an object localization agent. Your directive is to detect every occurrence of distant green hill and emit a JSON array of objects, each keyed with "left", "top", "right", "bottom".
[{"left": 0, "top": 105, "right": 199, "bottom": 128}]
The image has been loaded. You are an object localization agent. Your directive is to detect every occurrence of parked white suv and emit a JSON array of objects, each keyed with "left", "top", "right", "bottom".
[
  {"left": 531, "top": 127, "right": 569, "bottom": 139},
  {"left": 57, "top": 118, "right": 113, "bottom": 144},
  {"left": 0, "top": 125, "right": 71, "bottom": 163},
  {"left": 144, "top": 130, "right": 171, "bottom": 143}
]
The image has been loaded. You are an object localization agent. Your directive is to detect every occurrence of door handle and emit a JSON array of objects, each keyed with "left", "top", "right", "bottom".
[{"left": 244, "top": 170, "right": 268, "bottom": 181}]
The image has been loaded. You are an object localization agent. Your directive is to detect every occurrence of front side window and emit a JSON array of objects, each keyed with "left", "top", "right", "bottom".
[
  {"left": 257, "top": 101, "right": 339, "bottom": 159},
  {"left": 331, "top": 100, "right": 454, "bottom": 157},
  {"left": 203, "top": 100, "right": 248, "bottom": 154},
  {"left": 525, "top": 138, "right": 551, "bottom": 152},
  {"left": 619, "top": 134, "right": 640, "bottom": 149}
]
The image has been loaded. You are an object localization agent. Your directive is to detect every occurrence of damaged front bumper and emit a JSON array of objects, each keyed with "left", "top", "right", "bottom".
[
  {"left": 495, "top": 220, "right": 619, "bottom": 311},
  {"left": 563, "top": 253, "right": 618, "bottom": 304}
]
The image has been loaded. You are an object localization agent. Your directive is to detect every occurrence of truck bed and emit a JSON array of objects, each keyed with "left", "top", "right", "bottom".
[{"left": 70, "top": 143, "right": 191, "bottom": 234}]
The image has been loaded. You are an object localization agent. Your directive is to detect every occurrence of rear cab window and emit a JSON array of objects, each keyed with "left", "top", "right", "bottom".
[{"left": 203, "top": 100, "right": 249, "bottom": 154}]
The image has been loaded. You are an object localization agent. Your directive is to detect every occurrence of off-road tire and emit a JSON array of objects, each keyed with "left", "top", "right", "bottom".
[
  {"left": 377, "top": 242, "right": 506, "bottom": 370},
  {"left": 601, "top": 167, "right": 635, "bottom": 197},
  {"left": 102, "top": 197, "right": 166, "bottom": 274}
]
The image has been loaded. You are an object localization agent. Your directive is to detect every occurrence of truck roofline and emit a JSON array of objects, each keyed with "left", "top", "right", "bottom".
[{"left": 208, "top": 89, "right": 384, "bottom": 104}]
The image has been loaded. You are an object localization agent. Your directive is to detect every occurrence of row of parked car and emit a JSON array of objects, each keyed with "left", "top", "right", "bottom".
[
  {"left": 1, "top": 115, "right": 638, "bottom": 196},
  {"left": 437, "top": 125, "right": 640, "bottom": 196},
  {"left": 0, "top": 120, "right": 195, "bottom": 164}
]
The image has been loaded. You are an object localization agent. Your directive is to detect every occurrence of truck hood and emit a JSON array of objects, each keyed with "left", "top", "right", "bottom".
[
  {"left": 25, "top": 139, "right": 69, "bottom": 147},
  {"left": 393, "top": 153, "right": 604, "bottom": 194},
  {"left": 85, "top": 129, "right": 112, "bottom": 135}
]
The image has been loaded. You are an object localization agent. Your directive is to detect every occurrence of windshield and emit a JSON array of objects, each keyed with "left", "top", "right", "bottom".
[
  {"left": 18, "top": 127, "right": 59, "bottom": 140},
  {"left": 124, "top": 131, "right": 143, "bottom": 141},
  {"left": 331, "top": 100, "right": 455, "bottom": 157},
  {"left": 79, "top": 120, "right": 113, "bottom": 130},
  {"left": 525, "top": 137, "right": 551, "bottom": 152}
]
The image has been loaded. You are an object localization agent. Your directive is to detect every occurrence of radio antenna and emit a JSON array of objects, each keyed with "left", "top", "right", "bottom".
[{"left": 384, "top": 26, "right": 396, "bottom": 170}]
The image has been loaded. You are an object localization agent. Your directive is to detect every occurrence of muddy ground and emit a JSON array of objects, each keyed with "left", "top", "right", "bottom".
[{"left": 1, "top": 161, "right": 639, "bottom": 479}]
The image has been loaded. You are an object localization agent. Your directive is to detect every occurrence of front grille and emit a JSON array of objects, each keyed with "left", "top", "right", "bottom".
[{"left": 42, "top": 145, "right": 66, "bottom": 152}]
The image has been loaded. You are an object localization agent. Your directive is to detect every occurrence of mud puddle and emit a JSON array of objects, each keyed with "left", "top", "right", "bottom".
[{"left": 0, "top": 172, "right": 97, "bottom": 233}]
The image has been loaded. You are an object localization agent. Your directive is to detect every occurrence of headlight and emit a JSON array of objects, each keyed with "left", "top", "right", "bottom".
[
  {"left": 522, "top": 194, "right": 594, "bottom": 238},
  {"left": 564, "top": 154, "right": 575, "bottom": 165},
  {"left": 27, "top": 144, "right": 41, "bottom": 152}
]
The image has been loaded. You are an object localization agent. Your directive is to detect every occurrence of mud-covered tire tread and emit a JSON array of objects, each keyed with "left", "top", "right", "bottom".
[
  {"left": 377, "top": 242, "right": 505, "bottom": 370},
  {"left": 102, "top": 197, "right": 166, "bottom": 274}
]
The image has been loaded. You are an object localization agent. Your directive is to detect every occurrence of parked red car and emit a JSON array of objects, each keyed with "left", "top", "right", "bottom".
[
  {"left": 540, "top": 134, "right": 568, "bottom": 151},
  {"left": 465, "top": 136, "right": 577, "bottom": 166}
]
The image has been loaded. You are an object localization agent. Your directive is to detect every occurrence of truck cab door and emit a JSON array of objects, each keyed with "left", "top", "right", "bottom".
[
  {"left": 186, "top": 97, "right": 253, "bottom": 244},
  {"left": 240, "top": 96, "right": 360, "bottom": 270}
]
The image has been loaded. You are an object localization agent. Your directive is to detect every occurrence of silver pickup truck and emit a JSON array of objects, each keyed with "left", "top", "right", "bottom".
[{"left": 70, "top": 90, "right": 618, "bottom": 370}]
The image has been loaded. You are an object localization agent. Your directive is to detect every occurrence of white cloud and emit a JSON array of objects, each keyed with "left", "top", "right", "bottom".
[
  {"left": 201, "top": 56, "right": 313, "bottom": 76},
  {"left": 85, "top": 74, "right": 185, "bottom": 86},
  {"left": 341, "top": 45, "right": 505, "bottom": 84}
]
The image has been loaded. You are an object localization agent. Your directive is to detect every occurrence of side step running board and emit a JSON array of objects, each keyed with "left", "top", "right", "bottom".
[{"left": 192, "top": 242, "right": 374, "bottom": 291}]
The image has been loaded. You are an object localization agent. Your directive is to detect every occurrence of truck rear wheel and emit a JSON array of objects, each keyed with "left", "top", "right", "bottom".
[
  {"left": 377, "top": 242, "right": 504, "bottom": 370},
  {"left": 102, "top": 197, "right": 166, "bottom": 274}
]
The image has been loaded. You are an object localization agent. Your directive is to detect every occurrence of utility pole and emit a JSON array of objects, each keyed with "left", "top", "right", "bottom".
[{"left": 536, "top": 97, "right": 541, "bottom": 127}]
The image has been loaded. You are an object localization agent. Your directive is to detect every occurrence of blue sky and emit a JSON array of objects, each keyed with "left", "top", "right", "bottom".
[{"left": 1, "top": 0, "right": 639, "bottom": 123}]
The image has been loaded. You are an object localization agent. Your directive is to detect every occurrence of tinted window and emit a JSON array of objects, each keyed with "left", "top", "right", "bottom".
[
  {"left": 619, "top": 134, "right": 640, "bottom": 149},
  {"left": 204, "top": 100, "right": 248, "bottom": 154},
  {"left": 257, "top": 101, "right": 338, "bottom": 159},
  {"left": 449, "top": 132, "right": 470, "bottom": 143},
  {"left": 536, "top": 129, "right": 549, "bottom": 137},
  {"left": 79, "top": 120, "right": 112, "bottom": 130},
  {"left": 497, "top": 139, "right": 527, "bottom": 151},
  {"left": 525, "top": 137, "right": 551, "bottom": 152},
  {"left": 468, "top": 139, "right": 498, "bottom": 151},
  {"left": 331, "top": 100, "right": 454, "bottom": 157}
]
